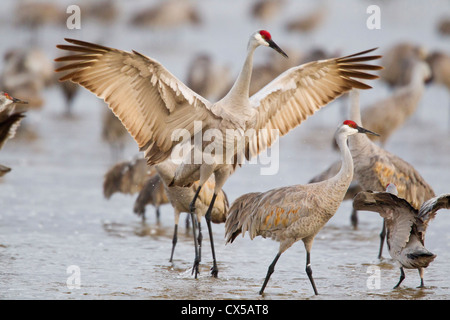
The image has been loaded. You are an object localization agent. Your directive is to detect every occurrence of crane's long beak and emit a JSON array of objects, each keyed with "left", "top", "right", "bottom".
[
  {"left": 268, "top": 39, "right": 288, "bottom": 58},
  {"left": 12, "top": 97, "right": 28, "bottom": 104},
  {"left": 357, "top": 125, "right": 379, "bottom": 136}
]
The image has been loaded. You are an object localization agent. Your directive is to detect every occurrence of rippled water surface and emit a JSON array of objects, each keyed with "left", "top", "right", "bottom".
[{"left": 1, "top": 0, "right": 450, "bottom": 300}]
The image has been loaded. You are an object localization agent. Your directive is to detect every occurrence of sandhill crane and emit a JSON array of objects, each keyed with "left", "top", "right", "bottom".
[
  {"left": 104, "top": 157, "right": 171, "bottom": 223},
  {"left": 133, "top": 172, "right": 169, "bottom": 222},
  {"left": 103, "top": 157, "right": 151, "bottom": 200},
  {"left": 225, "top": 120, "right": 379, "bottom": 295},
  {"left": 250, "top": 0, "right": 286, "bottom": 22},
  {"left": 83, "top": 0, "right": 119, "bottom": 26},
  {"left": 348, "top": 90, "right": 435, "bottom": 258},
  {"left": 185, "top": 53, "right": 233, "bottom": 101},
  {"left": 308, "top": 159, "right": 362, "bottom": 229},
  {"left": 14, "top": 1, "right": 65, "bottom": 36},
  {"left": 55, "top": 51, "right": 80, "bottom": 116},
  {"left": 55, "top": 30, "right": 381, "bottom": 276},
  {"left": 101, "top": 108, "right": 130, "bottom": 162},
  {"left": 155, "top": 160, "right": 228, "bottom": 276},
  {"left": 284, "top": 3, "right": 327, "bottom": 34},
  {"left": 353, "top": 184, "right": 450, "bottom": 289},
  {"left": 360, "top": 60, "right": 431, "bottom": 146},
  {"left": 0, "top": 92, "right": 28, "bottom": 174},
  {"left": 129, "top": 0, "right": 201, "bottom": 29},
  {"left": 426, "top": 51, "right": 450, "bottom": 129},
  {"left": 427, "top": 51, "right": 450, "bottom": 92},
  {"left": 1, "top": 47, "right": 53, "bottom": 109},
  {"left": 437, "top": 17, "right": 450, "bottom": 36},
  {"left": 379, "top": 43, "right": 427, "bottom": 88}
]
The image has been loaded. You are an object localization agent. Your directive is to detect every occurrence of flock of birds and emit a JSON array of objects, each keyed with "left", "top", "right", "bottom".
[{"left": 1, "top": 0, "right": 450, "bottom": 297}]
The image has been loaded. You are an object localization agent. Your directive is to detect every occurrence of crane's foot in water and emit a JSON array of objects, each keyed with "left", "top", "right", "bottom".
[
  {"left": 192, "top": 259, "right": 200, "bottom": 279},
  {"left": 210, "top": 264, "right": 218, "bottom": 278}
]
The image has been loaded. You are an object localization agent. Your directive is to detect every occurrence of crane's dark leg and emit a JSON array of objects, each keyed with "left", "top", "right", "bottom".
[
  {"left": 190, "top": 186, "right": 202, "bottom": 278},
  {"left": 417, "top": 268, "right": 425, "bottom": 288},
  {"left": 169, "top": 223, "right": 178, "bottom": 262},
  {"left": 197, "top": 219, "right": 203, "bottom": 265},
  {"left": 393, "top": 267, "right": 405, "bottom": 289},
  {"left": 259, "top": 252, "right": 281, "bottom": 295},
  {"left": 185, "top": 213, "right": 190, "bottom": 232},
  {"left": 190, "top": 212, "right": 200, "bottom": 278},
  {"left": 189, "top": 186, "right": 202, "bottom": 214},
  {"left": 155, "top": 206, "right": 161, "bottom": 225},
  {"left": 350, "top": 208, "right": 358, "bottom": 229},
  {"left": 205, "top": 193, "right": 219, "bottom": 277},
  {"left": 378, "top": 219, "right": 386, "bottom": 259},
  {"left": 306, "top": 251, "right": 319, "bottom": 295}
]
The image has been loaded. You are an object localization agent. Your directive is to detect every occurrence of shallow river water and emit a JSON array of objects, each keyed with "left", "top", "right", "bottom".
[{"left": 0, "top": 0, "right": 450, "bottom": 301}]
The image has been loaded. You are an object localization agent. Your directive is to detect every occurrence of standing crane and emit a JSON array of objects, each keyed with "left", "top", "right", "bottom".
[
  {"left": 353, "top": 184, "right": 450, "bottom": 289},
  {"left": 308, "top": 159, "right": 362, "bottom": 229},
  {"left": 225, "top": 120, "right": 379, "bottom": 295},
  {"left": 426, "top": 51, "right": 450, "bottom": 130},
  {"left": 360, "top": 60, "right": 431, "bottom": 146},
  {"left": 348, "top": 90, "right": 435, "bottom": 258},
  {"left": 55, "top": 30, "right": 381, "bottom": 277}
]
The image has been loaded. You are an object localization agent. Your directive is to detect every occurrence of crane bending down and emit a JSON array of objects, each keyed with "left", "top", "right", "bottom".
[
  {"left": 155, "top": 160, "right": 228, "bottom": 273},
  {"left": 55, "top": 30, "right": 381, "bottom": 277},
  {"left": 348, "top": 90, "right": 435, "bottom": 258},
  {"left": 353, "top": 184, "right": 450, "bottom": 288},
  {"left": 225, "top": 120, "right": 379, "bottom": 295}
]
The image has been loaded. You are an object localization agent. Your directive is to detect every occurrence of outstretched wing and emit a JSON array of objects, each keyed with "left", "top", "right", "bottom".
[
  {"left": 246, "top": 48, "right": 382, "bottom": 158},
  {"left": 55, "top": 39, "right": 218, "bottom": 165},
  {"left": 417, "top": 193, "right": 450, "bottom": 233},
  {"left": 0, "top": 112, "right": 26, "bottom": 150},
  {"left": 353, "top": 190, "right": 417, "bottom": 256}
]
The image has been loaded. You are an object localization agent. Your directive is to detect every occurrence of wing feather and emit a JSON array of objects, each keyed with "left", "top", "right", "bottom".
[
  {"left": 55, "top": 38, "right": 217, "bottom": 165},
  {"left": 417, "top": 194, "right": 450, "bottom": 234},
  {"left": 353, "top": 191, "right": 417, "bottom": 256},
  {"left": 247, "top": 48, "right": 382, "bottom": 159}
]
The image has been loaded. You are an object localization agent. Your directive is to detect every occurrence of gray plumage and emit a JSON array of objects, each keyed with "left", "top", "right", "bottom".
[
  {"left": 361, "top": 61, "right": 431, "bottom": 145},
  {"left": 353, "top": 184, "right": 450, "bottom": 288},
  {"left": 225, "top": 120, "right": 378, "bottom": 295},
  {"left": 103, "top": 157, "right": 167, "bottom": 222},
  {"left": 308, "top": 159, "right": 362, "bottom": 229},
  {"left": 155, "top": 160, "right": 229, "bottom": 277},
  {"left": 56, "top": 33, "right": 380, "bottom": 281},
  {"left": 133, "top": 173, "right": 169, "bottom": 222},
  {"left": 0, "top": 92, "right": 28, "bottom": 174},
  {"left": 103, "top": 157, "right": 151, "bottom": 199},
  {"left": 348, "top": 90, "right": 435, "bottom": 258}
]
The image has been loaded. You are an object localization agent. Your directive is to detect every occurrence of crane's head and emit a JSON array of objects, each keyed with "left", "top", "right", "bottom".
[
  {"left": 0, "top": 92, "right": 28, "bottom": 107},
  {"left": 341, "top": 120, "right": 379, "bottom": 137},
  {"left": 252, "top": 30, "right": 288, "bottom": 58}
]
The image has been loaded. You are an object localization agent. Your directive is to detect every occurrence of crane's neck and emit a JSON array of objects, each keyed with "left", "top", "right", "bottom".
[
  {"left": 347, "top": 90, "right": 373, "bottom": 156},
  {"left": 333, "top": 132, "right": 354, "bottom": 187},
  {"left": 409, "top": 63, "right": 427, "bottom": 88},
  {"left": 222, "top": 41, "right": 259, "bottom": 106}
]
